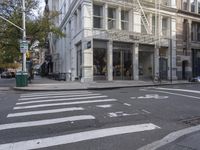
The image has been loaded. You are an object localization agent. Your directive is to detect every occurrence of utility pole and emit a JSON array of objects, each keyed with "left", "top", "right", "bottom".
[{"left": 22, "top": 0, "right": 26, "bottom": 72}]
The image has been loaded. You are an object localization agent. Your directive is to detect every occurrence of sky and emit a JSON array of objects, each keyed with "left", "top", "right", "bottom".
[{"left": 32, "top": 0, "right": 46, "bottom": 17}]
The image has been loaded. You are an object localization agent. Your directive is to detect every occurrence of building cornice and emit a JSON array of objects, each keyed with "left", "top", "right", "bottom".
[{"left": 177, "top": 9, "right": 200, "bottom": 19}]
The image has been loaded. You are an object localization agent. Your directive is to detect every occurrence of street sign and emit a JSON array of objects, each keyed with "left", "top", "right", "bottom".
[{"left": 20, "top": 40, "right": 28, "bottom": 53}]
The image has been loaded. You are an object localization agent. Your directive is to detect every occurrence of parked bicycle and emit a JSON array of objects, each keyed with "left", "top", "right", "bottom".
[{"left": 152, "top": 73, "right": 161, "bottom": 84}]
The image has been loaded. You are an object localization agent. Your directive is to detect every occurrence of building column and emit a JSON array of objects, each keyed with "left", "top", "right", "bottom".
[
  {"left": 188, "top": 0, "right": 191, "bottom": 11},
  {"left": 128, "top": 9, "right": 133, "bottom": 32},
  {"left": 70, "top": 15, "right": 77, "bottom": 81},
  {"left": 66, "top": 24, "right": 71, "bottom": 81},
  {"left": 154, "top": 47, "right": 159, "bottom": 75},
  {"left": 148, "top": 13, "right": 153, "bottom": 34},
  {"left": 195, "top": 0, "right": 198, "bottom": 13},
  {"left": 81, "top": 1, "right": 93, "bottom": 82},
  {"left": 187, "top": 19, "right": 192, "bottom": 51},
  {"left": 168, "top": 18, "right": 177, "bottom": 80},
  {"left": 103, "top": 3, "right": 108, "bottom": 30},
  {"left": 159, "top": 15, "right": 163, "bottom": 36},
  {"left": 116, "top": 7, "right": 121, "bottom": 30},
  {"left": 107, "top": 40, "right": 113, "bottom": 81},
  {"left": 76, "top": 9, "right": 80, "bottom": 32},
  {"left": 133, "top": 43, "right": 139, "bottom": 80}
]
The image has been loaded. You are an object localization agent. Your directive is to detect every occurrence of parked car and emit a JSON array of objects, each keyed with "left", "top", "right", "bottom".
[
  {"left": 1, "top": 72, "right": 12, "bottom": 78},
  {"left": 189, "top": 76, "right": 200, "bottom": 82}
]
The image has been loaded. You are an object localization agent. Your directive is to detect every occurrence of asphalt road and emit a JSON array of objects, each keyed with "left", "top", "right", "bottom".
[{"left": 0, "top": 80, "right": 200, "bottom": 150}]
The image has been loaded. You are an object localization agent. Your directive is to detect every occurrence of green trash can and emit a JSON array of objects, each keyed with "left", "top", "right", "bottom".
[{"left": 16, "top": 71, "right": 28, "bottom": 87}]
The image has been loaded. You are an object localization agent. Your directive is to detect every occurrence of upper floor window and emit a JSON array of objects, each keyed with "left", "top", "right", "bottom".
[
  {"left": 197, "top": 24, "right": 200, "bottom": 41},
  {"left": 183, "top": 0, "right": 188, "bottom": 11},
  {"left": 183, "top": 19, "right": 188, "bottom": 42},
  {"left": 162, "top": 17, "right": 168, "bottom": 35},
  {"left": 191, "top": 0, "right": 195, "bottom": 12},
  {"left": 121, "top": 10, "right": 129, "bottom": 30},
  {"left": 108, "top": 7, "right": 116, "bottom": 29},
  {"left": 198, "top": 0, "right": 200, "bottom": 13},
  {"left": 93, "top": 5, "right": 103, "bottom": 28},
  {"left": 161, "top": 0, "right": 169, "bottom": 6},
  {"left": 191, "top": 22, "right": 196, "bottom": 41}
]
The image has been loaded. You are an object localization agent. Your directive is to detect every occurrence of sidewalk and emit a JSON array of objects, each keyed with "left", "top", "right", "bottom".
[
  {"left": 139, "top": 124, "right": 200, "bottom": 150},
  {"left": 13, "top": 76, "right": 191, "bottom": 91},
  {"left": 157, "top": 131, "right": 200, "bottom": 150}
]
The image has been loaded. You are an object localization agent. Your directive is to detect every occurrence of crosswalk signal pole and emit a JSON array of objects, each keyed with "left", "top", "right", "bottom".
[{"left": 22, "top": 0, "right": 26, "bottom": 72}]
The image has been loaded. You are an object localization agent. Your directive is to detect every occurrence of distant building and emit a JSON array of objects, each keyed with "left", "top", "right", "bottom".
[
  {"left": 176, "top": 0, "right": 200, "bottom": 80},
  {"left": 47, "top": 0, "right": 177, "bottom": 82}
]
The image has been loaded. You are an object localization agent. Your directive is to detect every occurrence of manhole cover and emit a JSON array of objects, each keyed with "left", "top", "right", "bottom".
[{"left": 182, "top": 117, "right": 200, "bottom": 126}]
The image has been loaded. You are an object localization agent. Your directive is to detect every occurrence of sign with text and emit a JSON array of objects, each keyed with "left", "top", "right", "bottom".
[{"left": 20, "top": 40, "right": 28, "bottom": 53}]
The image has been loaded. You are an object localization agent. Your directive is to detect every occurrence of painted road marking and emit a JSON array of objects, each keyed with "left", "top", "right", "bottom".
[
  {"left": 141, "top": 109, "right": 151, "bottom": 114},
  {"left": 20, "top": 91, "right": 92, "bottom": 98},
  {"left": 147, "top": 89, "right": 200, "bottom": 100},
  {"left": 123, "top": 103, "right": 132, "bottom": 106},
  {"left": 16, "top": 95, "right": 108, "bottom": 105},
  {"left": 0, "top": 123, "right": 160, "bottom": 150},
  {"left": 138, "top": 94, "right": 168, "bottom": 99},
  {"left": 14, "top": 99, "right": 117, "bottom": 110},
  {"left": 19, "top": 93, "right": 102, "bottom": 101},
  {"left": 96, "top": 104, "right": 112, "bottom": 108},
  {"left": 153, "top": 87, "right": 200, "bottom": 94},
  {"left": 7, "top": 107, "right": 84, "bottom": 118},
  {"left": 0, "top": 115, "right": 95, "bottom": 131},
  {"left": 107, "top": 111, "right": 139, "bottom": 118}
]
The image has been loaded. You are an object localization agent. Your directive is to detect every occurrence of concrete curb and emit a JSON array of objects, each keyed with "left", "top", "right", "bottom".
[
  {"left": 12, "top": 82, "right": 195, "bottom": 91},
  {"left": 137, "top": 124, "right": 200, "bottom": 150}
]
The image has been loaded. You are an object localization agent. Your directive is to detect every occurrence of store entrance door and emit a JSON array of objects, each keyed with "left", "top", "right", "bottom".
[{"left": 113, "top": 49, "right": 132, "bottom": 80}]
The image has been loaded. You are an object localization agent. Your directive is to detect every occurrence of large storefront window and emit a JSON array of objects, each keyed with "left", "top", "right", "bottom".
[
  {"left": 93, "top": 48, "right": 107, "bottom": 80},
  {"left": 113, "top": 43, "right": 132, "bottom": 80}
]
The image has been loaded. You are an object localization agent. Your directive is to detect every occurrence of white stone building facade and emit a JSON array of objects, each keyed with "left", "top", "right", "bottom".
[{"left": 47, "top": 0, "right": 177, "bottom": 82}]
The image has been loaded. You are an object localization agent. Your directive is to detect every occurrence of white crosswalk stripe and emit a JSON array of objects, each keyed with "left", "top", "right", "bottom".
[
  {"left": 16, "top": 95, "right": 108, "bottom": 105},
  {"left": 20, "top": 91, "right": 92, "bottom": 98},
  {"left": 0, "top": 115, "right": 95, "bottom": 131},
  {"left": 14, "top": 99, "right": 117, "bottom": 110},
  {"left": 0, "top": 123, "right": 160, "bottom": 150},
  {"left": 19, "top": 93, "right": 102, "bottom": 101},
  {"left": 7, "top": 107, "right": 84, "bottom": 118}
]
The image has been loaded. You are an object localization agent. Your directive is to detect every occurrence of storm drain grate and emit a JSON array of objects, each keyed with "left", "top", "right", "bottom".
[{"left": 182, "top": 117, "right": 200, "bottom": 126}]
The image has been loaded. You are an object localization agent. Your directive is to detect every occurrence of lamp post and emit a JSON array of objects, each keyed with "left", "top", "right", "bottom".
[{"left": 22, "top": 0, "right": 26, "bottom": 72}]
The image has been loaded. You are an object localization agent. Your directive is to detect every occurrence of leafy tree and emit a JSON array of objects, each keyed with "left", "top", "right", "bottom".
[{"left": 0, "top": 0, "right": 64, "bottom": 68}]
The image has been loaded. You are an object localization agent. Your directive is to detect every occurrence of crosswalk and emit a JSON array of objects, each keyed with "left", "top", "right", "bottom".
[{"left": 0, "top": 90, "right": 160, "bottom": 150}]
